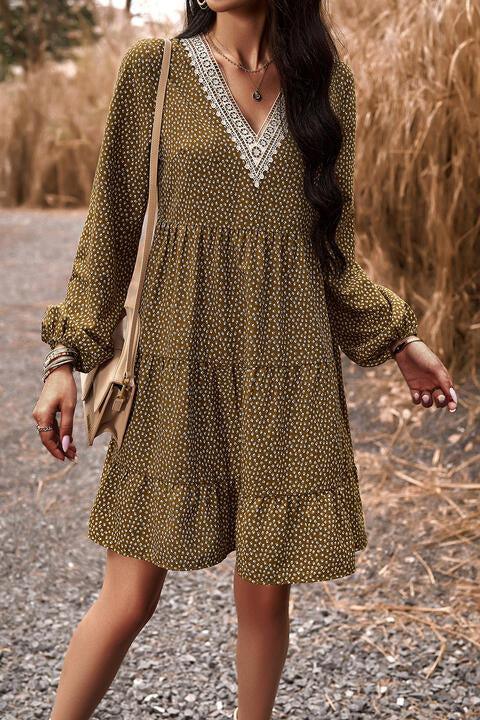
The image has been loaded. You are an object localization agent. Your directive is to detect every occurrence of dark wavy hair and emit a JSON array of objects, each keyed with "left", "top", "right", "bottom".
[{"left": 176, "top": 0, "right": 347, "bottom": 277}]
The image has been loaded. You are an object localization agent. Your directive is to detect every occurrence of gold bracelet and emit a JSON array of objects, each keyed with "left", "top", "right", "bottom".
[{"left": 391, "top": 336, "right": 423, "bottom": 356}]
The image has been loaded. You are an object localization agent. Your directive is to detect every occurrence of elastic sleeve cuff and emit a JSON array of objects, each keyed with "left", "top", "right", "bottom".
[
  {"left": 41, "top": 304, "right": 115, "bottom": 374},
  {"left": 363, "top": 287, "right": 419, "bottom": 366}
]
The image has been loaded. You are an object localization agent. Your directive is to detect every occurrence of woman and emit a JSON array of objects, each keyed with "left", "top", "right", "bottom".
[{"left": 33, "top": 1, "right": 458, "bottom": 718}]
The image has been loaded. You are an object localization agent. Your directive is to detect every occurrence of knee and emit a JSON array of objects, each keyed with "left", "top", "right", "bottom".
[
  {"left": 97, "top": 586, "right": 160, "bottom": 636},
  {"left": 236, "top": 584, "right": 290, "bottom": 626}
]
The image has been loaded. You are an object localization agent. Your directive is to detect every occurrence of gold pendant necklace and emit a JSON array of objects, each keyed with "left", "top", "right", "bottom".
[{"left": 205, "top": 32, "right": 273, "bottom": 102}]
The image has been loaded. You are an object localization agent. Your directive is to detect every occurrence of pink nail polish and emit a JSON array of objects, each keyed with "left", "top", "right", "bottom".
[
  {"left": 449, "top": 387, "right": 458, "bottom": 404},
  {"left": 62, "top": 435, "right": 71, "bottom": 452}
]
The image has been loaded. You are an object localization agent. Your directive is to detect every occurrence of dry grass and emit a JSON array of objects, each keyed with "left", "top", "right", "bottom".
[
  {"left": 0, "top": 1, "right": 478, "bottom": 375},
  {"left": 331, "top": 0, "right": 480, "bottom": 378},
  {"left": 328, "top": 464, "right": 480, "bottom": 663},
  {"left": 291, "top": 363, "right": 480, "bottom": 669},
  {"left": 0, "top": 10, "right": 171, "bottom": 207}
]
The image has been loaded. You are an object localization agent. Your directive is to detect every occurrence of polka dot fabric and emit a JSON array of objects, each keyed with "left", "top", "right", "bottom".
[{"left": 41, "top": 36, "right": 418, "bottom": 585}]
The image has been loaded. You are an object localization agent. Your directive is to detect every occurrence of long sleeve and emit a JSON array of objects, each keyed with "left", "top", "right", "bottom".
[
  {"left": 41, "top": 38, "right": 165, "bottom": 374},
  {"left": 323, "top": 60, "right": 418, "bottom": 367}
]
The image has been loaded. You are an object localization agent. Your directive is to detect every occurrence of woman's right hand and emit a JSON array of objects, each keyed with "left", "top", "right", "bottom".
[{"left": 32, "top": 364, "right": 78, "bottom": 462}]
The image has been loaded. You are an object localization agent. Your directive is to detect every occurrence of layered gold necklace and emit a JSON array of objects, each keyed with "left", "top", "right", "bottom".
[{"left": 205, "top": 31, "right": 274, "bottom": 102}]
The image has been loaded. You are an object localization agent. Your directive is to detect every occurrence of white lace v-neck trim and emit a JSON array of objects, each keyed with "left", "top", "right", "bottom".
[{"left": 179, "top": 34, "right": 288, "bottom": 189}]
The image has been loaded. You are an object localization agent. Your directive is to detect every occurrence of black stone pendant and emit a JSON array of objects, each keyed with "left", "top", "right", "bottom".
[{"left": 252, "top": 89, "right": 262, "bottom": 102}]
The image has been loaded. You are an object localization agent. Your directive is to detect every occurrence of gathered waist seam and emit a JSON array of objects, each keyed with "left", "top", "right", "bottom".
[
  {"left": 155, "top": 216, "right": 311, "bottom": 236},
  {"left": 136, "top": 346, "right": 332, "bottom": 368}
]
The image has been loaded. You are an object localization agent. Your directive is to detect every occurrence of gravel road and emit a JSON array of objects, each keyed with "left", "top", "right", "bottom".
[{"left": 1, "top": 209, "right": 478, "bottom": 720}]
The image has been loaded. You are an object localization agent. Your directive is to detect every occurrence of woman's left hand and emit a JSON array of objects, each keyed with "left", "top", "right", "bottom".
[{"left": 392, "top": 337, "right": 458, "bottom": 412}]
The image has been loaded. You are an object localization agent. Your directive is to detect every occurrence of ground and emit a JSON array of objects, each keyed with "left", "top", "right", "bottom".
[{"left": 0, "top": 209, "right": 478, "bottom": 719}]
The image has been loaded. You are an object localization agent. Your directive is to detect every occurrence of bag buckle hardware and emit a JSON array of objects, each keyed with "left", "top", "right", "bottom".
[
  {"left": 117, "top": 373, "right": 132, "bottom": 399},
  {"left": 112, "top": 374, "right": 132, "bottom": 412}
]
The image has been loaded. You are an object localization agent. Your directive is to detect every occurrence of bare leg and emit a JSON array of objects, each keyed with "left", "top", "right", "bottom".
[
  {"left": 50, "top": 549, "right": 168, "bottom": 720},
  {"left": 233, "top": 569, "right": 291, "bottom": 720}
]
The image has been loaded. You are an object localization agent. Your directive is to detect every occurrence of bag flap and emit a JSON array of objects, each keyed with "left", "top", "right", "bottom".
[{"left": 80, "top": 313, "right": 128, "bottom": 401}]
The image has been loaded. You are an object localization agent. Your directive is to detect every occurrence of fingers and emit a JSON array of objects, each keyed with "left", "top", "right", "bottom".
[
  {"left": 60, "top": 399, "right": 77, "bottom": 460},
  {"left": 432, "top": 387, "right": 448, "bottom": 408},
  {"left": 445, "top": 384, "right": 458, "bottom": 413},
  {"left": 421, "top": 390, "right": 433, "bottom": 408},
  {"left": 65, "top": 442, "right": 78, "bottom": 462},
  {"left": 410, "top": 375, "right": 458, "bottom": 413},
  {"left": 435, "top": 371, "right": 457, "bottom": 412},
  {"left": 36, "top": 423, "right": 77, "bottom": 462},
  {"left": 33, "top": 400, "right": 77, "bottom": 462},
  {"left": 411, "top": 388, "right": 435, "bottom": 407},
  {"left": 39, "top": 414, "right": 65, "bottom": 461}
]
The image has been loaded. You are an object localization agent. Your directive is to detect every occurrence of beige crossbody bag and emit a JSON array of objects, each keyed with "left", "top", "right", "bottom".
[{"left": 79, "top": 37, "right": 172, "bottom": 448}]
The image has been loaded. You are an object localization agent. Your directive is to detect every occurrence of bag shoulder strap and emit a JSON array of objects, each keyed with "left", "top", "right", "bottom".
[{"left": 123, "top": 37, "right": 172, "bottom": 375}]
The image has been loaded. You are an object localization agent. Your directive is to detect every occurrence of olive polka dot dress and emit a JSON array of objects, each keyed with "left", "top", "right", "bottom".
[{"left": 41, "top": 34, "right": 418, "bottom": 585}]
